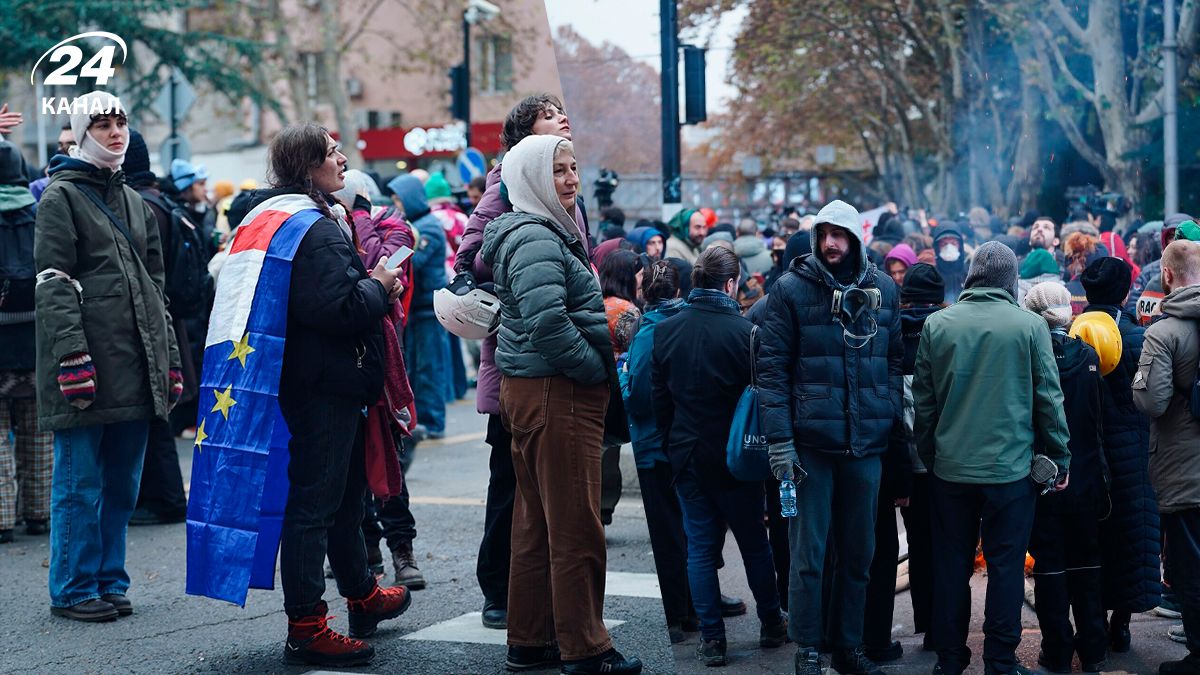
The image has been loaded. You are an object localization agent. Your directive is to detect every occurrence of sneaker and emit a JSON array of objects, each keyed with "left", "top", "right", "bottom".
[
  {"left": 100, "top": 593, "right": 133, "bottom": 617},
  {"left": 1169, "top": 624, "right": 1189, "bottom": 644},
  {"left": 505, "top": 643, "right": 560, "bottom": 672},
  {"left": 668, "top": 623, "right": 686, "bottom": 644},
  {"left": 865, "top": 640, "right": 903, "bottom": 662},
  {"left": 697, "top": 639, "right": 727, "bottom": 667},
  {"left": 346, "top": 583, "right": 412, "bottom": 638},
  {"left": 1081, "top": 658, "right": 1107, "bottom": 673},
  {"left": 50, "top": 598, "right": 118, "bottom": 622},
  {"left": 285, "top": 603, "right": 374, "bottom": 667},
  {"left": 1159, "top": 653, "right": 1200, "bottom": 674},
  {"left": 831, "top": 646, "right": 885, "bottom": 675},
  {"left": 719, "top": 594, "right": 747, "bottom": 618},
  {"left": 560, "top": 648, "right": 643, "bottom": 674},
  {"left": 482, "top": 601, "right": 507, "bottom": 629},
  {"left": 129, "top": 507, "right": 184, "bottom": 526},
  {"left": 760, "top": 612, "right": 789, "bottom": 648},
  {"left": 1157, "top": 592, "right": 1184, "bottom": 619},
  {"left": 426, "top": 429, "right": 445, "bottom": 440},
  {"left": 180, "top": 426, "right": 197, "bottom": 440},
  {"left": 24, "top": 519, "right": 48, "bottom": 535},
  {"left": 794, "top": 647, "right": 822, "bottom": 675},
  {"left": 391, "top": 542, "right": 426, "bottom": 590}
]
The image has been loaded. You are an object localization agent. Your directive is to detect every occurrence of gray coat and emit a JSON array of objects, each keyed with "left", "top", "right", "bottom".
[
  {"left": 34, "top": 158, "right": 179, "bottom": 431},
  {"left": 1133, "top": 284, "right": 1200, "bottom": 513},
  {"left": 480, "top": 211, "right": 611, "bottom": 385}
]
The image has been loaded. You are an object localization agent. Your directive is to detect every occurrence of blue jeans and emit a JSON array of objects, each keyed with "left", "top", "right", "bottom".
[
  {"left": 787, "top": 449, "right": 882, "bottom": 650},
  {"left": 404, "top": 313, "right": 449, "bottom": 434},
  {"left": 675, "top": 463, "right": 781, "bottom": 641},
  {"left": 49, "top": 420, "right": 149, "bottom": 608}
]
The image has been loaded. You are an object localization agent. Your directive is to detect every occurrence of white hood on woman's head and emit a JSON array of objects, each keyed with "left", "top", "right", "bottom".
[{"left": 500, "top": 134, "right": 579, "bottom": 238}]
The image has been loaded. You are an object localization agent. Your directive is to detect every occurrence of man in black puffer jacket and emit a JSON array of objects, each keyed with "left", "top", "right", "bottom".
[{"left": 758, "top": 199, "right": 903, "bottom": 675}]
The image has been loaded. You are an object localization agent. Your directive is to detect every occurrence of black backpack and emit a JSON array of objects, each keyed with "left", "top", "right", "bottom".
[
  {"left": 0, "top": 203, "right": 37, "bottom": 316},
  {"left": 140, "top": 190, "right": 214, "bottom": 319}
]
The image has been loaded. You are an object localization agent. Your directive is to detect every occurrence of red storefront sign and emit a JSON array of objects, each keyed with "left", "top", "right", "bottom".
[{"left": 356, "top": 121, "right": 504, "bottom": 161}]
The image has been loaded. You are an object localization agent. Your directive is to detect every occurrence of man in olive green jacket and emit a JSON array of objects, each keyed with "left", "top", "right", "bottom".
[
  {"left": 913, "top": 241, "right": 1070, "bottom": 675},
  {"left": 1132, "top": 240, "right": 1200, "bottom": 674}
]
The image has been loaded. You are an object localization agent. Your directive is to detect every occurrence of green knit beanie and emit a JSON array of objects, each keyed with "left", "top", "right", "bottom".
[{"left": 1019, "top": 248, "right": 1059, "bottom": 280}]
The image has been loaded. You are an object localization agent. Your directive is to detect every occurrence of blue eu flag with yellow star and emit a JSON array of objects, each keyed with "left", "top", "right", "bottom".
[{"left": 186, "top": 194, "right": 323, "bottom": 605}]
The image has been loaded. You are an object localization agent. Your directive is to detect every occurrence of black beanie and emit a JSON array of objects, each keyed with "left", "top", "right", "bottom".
[
  {"left": 901, "top": 262, "right": 945, "bottom": 305},
  {"left": 1081, "top": 256, "right": 1132, "bottom": 306},
  {"left": 122, "top": 129, "right": 154, "bottom": 186}
]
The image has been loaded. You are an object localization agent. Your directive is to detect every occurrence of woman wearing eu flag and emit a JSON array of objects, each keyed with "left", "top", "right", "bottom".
[{"left": 255, "top": 123, "right": 408, "bottom": 667}]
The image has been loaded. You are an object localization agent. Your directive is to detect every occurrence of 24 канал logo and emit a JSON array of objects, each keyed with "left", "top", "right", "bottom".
[{"left": 31, "top": 31, "right": 128, "bottom": 114}]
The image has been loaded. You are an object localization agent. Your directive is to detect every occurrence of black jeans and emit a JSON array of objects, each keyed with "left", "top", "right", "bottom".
[
  {"left": 864, "top": 485, "right": 900, "bottom": 650},
  {"left": 279, "top": 394, "right": 374, "bottom": 617},
  {"left": 600, "top": 443, "right": 622, "bottom": 524},
  {"left": 136, "top": 417, "right": 187, "bottom": 517},
  {"left": 362, "top": 471, "right": 415, "bottom": 551},
  {"left": 1163, "top": 508, "right": 1200, "bottom": 657},
  {"left": 1029, "top": 506, "right": 1106, "bottom": 666},
  {"left": 931, "top": 476, "right": 1036, "bottom": 675},
  {"left": 476, "top": 414, "right": 515, "bottom": 608},
  {"left": 637, "top": 461, "right": 694, "bottom": 625},
  {"left": 900, "top": 473, "right": 934, "bottom": 634},
  {"left": 764, "top": 478, "right": 791, "bottom": 612}
]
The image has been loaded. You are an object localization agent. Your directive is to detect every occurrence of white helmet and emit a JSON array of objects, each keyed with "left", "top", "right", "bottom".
[{"left": 434, "top": 273, "right": 501, "bottom": 340}]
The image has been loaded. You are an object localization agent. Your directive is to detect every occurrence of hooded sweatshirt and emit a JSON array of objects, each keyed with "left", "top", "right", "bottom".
[
  {"left": 480, "top": 135, "right": 611, "bottom": 385},
  {"left": 808, "top": 199, "right": 868, "bottom": 286},
  {"left": 932, "top": 224, "right": 966, "bottom": 303},
  {"left": 734, "top": 234, "right": 773, "bottom": 276},
  {"left": 625, "top": 225, "right": 664, "bottom": 256},
  {"left": 389, "top": 174, "right": 447, "bottom": 312}
]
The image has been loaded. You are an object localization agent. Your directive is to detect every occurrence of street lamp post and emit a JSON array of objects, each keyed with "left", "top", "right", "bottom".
[
  {"left": 461, "top": 0, "right": 501, "bottom": 151},
  {"left": 660, "top": 0, "right": 682, "bottom": 218},
  {"left": 1164, "top": 0, "right": 1179, "bottom": 215}
]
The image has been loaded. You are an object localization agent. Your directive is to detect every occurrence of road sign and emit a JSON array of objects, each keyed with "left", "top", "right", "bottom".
[
  {"left": 457, "top": 147, "right": 487, "bottom": 184},
  {"left": 160, "top": 135, "right": 192, "bottom": 170},
  {"left": 155, "top": 68, "right": 196, "bottom": 126}
]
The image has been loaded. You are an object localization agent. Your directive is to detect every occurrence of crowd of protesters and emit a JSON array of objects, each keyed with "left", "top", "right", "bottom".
[{"left": 2, "top": 90, "right": 1199, "bottom": 675}]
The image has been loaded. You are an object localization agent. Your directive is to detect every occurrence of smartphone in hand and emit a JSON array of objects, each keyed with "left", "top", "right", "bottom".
[{"left": 386, "top": 245, "right": 415, "bottom": 270}]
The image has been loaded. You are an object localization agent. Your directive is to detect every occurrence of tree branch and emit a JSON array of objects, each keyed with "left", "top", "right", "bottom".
[
  {"left": 1035, "top": 22, "right": 1095, "bottom": 103},
  {"left": 1047, "top": 0, "right": 1088, "bottom": 43},
  {"left": 340, "top": 0, "right": 389, "bottom": 54}
]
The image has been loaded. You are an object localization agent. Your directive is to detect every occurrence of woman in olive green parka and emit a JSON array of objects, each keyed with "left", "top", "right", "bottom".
[{"left": 34, "top": 92, "right": 181, "bottom": 622}]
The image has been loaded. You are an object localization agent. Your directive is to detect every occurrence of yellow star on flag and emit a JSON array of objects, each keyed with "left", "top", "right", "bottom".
[
  {"left": 212, "top": 385, "right": 238, "bottom": 420},
  {"left": 194, "top": 420, "right": 208, "bottom": 452},
  {"left": 228, "top": 333, "right": 256, "bottom": 368}
]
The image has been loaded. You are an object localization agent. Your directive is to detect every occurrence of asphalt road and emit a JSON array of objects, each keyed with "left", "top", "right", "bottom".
[{"left": 0, "top": 393, "right": 1187, "bottom": 674}]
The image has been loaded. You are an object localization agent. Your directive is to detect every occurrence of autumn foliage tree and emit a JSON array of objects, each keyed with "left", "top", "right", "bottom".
[{"left": 553, "top": 25, "right": 662, "bottom": 176}]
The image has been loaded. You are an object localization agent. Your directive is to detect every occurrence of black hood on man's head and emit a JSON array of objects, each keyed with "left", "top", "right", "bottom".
[{"left": 0, "top": 141, "right": 29, "bottom": 187}]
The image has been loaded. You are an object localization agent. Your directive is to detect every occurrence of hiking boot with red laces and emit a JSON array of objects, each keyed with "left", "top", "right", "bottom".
[
  {"left": 285, "top": 602, "right": 374, "bottom": 667},
  {"left": 347, "top": 582, "right": 412, "bottom": 638}
]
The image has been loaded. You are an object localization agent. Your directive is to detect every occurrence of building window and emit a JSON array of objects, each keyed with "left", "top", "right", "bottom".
[
  {"left": 474, "top": 35, "right": 513, "bottom": 94},
  {"left": 391, "top": 112, "right": 403, "bottom": 128},
  {"left": 367, "top": 110, "right": 381, "bottom": 129}
]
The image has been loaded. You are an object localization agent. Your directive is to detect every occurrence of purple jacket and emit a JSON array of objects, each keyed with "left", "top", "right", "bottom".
[{"left": 456, "top": 163, "right": 591, "bottom": 415}]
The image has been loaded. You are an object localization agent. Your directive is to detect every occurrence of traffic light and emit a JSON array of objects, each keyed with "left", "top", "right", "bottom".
[
  {"left": 449, "top": 63, "right": 469, "bottom": 121},
  {"left": 683, "top": 45, "right": 707, "bottom": 125}
]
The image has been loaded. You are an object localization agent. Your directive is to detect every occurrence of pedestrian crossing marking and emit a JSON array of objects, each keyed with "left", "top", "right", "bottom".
[
  {"left": 605, "top": 571, "right": 662, "bottom": 599},
  {"left": 400, "top": 612, "right": 625, "bottom": 645},
  {"left": 421, "top": 431, "right": 487, "bottom": 447},
  {"left": 409, "top": 496, "right": 487, "bottom": 506}
]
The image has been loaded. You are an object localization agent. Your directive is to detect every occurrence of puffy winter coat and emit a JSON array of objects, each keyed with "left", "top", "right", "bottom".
[
  {"left": 1133, "top": 285, "right": 1200, "bottom": 514},
  {"left": 1084, "top": 303, "right": 1161, "bottom": 612},
  {"left": 734, "top": 235, "right": 773, "bottom": 276},
  {"left": 756, "top": 254, "right": 903, "bottom": 456},
  {"left": 480, "top": 211, "right": 611, "bottom": 385},
  {"left": 621, "top": 298, "right": 685, "bottom": 468},
  {"left": 34, "top": 157, "right": 180, "bottom": 430}
]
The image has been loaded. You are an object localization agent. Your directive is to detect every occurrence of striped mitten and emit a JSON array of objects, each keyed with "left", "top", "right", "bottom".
[
  {"left": 58, "top": 353, "right": 96, "bottom": 410},
  {"left": 168, "top": 368, "right": 184, "bottom": 409}
]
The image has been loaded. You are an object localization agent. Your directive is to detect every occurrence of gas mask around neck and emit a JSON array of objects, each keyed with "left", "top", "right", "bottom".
[{"left": 831, "top": 285, "right": 882, "bottom": 349}]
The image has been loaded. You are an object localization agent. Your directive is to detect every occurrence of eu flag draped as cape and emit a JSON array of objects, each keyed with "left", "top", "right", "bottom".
[{"left": 186, "top": 193, "right": 322, "bottom": 605}]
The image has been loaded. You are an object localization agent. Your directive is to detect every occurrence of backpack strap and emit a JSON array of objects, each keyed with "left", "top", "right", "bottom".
[
  {"left": 749, "top": 324, "right": 759, "bottom": 387},
  {"left": 74, "top": 183, "right": 144, "bottom": 262}
]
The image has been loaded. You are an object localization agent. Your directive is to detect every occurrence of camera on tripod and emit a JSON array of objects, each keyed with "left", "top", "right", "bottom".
[
  {"left": 1065, "top": 185, "right": 1131, "bottom": 221},
  {"left": 594, "top": 168, "right": 620, "bottom": 208}
]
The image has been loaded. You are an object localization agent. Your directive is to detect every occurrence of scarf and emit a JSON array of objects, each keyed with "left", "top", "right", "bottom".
[
  {"left": 687, "top": 287, "right": 740, "bottom": 312},
  {"left": 363, "top": 306, "right": 413, "bottom": 500},
  {"left": 71, "top": 129, "right": 126, "bottom": 171}
]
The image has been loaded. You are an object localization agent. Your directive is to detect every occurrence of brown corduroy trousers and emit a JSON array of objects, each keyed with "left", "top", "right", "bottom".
[{"left": 500, "top": 374, "right": 612, "bottom": 660}]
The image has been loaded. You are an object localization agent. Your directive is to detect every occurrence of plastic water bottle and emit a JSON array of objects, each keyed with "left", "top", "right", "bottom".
[{"left": 779, "top": 479, "right": 797, "bottom": 518}]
